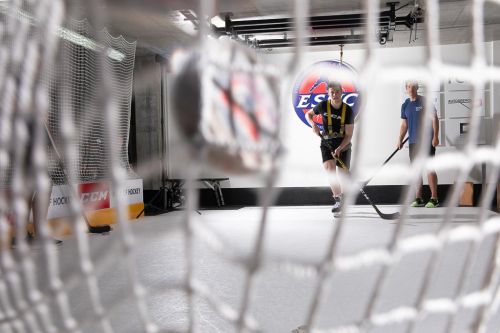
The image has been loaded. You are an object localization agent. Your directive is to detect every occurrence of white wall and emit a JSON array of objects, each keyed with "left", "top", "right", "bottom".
[
  {"left": 165, "top": 42, "right": 498, "bottom": 188},
  {"left": 258, "top": 47, "right": 412, "bottom": 188},
  {"left": 493, "top": 41, "right": 500, "bottom": 144},
  {"left": 246, "top": 42, "right": 496, "bottom": 188}
]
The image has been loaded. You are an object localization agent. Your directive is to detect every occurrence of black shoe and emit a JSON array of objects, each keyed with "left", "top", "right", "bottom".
[
  {"left": 410, "top": 197, "right": 425, "bottom": 207},
  {"left": 10, "top": 238, "right": 62, "bottom": 249},
  {"left": 26, "top": 234, "right": 62, "bottom": 246},
  {"left": 50, "top": 238, "right": 63, "bottom": 245},
  {"left": 425, "top": 198, "right": 439, "bottom": 208},
  {"left": 331, "top": 195, "right": 344, "bottom": 213}
]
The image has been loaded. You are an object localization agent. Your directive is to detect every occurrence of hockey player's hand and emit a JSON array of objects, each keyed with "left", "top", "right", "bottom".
[
  {"left": 312, "top": 124, "right": 320, "bottom": 136},
  {"left": 333, "top": 147, "right": 341, "bottom": 159},
  {"left": 432, "top": 136, "right": 439, "bottom": 147}
]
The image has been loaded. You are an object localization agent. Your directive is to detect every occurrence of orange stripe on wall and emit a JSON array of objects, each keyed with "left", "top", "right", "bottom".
[
  {"left": 47, "top": 203, "right": 145, "bottom": 237},
  {"left": 84, "top": 202, "right": 145, "bottom": 226}
]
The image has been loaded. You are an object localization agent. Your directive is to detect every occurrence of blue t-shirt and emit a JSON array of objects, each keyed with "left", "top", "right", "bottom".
[{"left": 401, "top": 96, "right": 435, "bottom": 144}]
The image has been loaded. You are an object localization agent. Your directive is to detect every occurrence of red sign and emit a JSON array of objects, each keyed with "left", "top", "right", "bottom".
[{"left": 78, "top": 182, "right": 110, "bottom": 211}]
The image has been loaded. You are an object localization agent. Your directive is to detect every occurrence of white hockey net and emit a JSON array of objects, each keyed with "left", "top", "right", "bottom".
[
  {"left": 45, "top": 18, "right": 137, "bottom": 184},
  {"left": 0, "top": 0, "right": 499, "bottom": 333}
]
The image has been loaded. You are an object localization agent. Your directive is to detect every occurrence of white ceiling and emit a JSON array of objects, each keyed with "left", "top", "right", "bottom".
[{"left": 101, "top": 0, "right": 500, "bottom": 56}]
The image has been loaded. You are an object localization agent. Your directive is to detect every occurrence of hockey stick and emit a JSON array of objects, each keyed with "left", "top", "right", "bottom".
[
  {"left": 320, "top": 137, "right": 400, "bottom": 220},
  {"left": 43, "top": 122, "right": 111, "bottom": 233},
  {"left": 361, "top": 137, "right": 409, "bottom": 187},
  {"left": 334, "top": 157, "right": 400, "bottom": 220}
]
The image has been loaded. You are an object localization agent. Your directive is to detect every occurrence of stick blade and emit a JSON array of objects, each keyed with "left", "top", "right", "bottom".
[{"left": 379, "top": 212, "right": 400, "bottom": 220}]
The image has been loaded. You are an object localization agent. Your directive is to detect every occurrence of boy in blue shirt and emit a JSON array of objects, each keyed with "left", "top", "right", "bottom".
[{"left": 397, "top": 81, "right": 440, "bottom": 208}]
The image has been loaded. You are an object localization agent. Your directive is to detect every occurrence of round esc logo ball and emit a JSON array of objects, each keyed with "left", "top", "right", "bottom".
[{"left": 292, "top": 60, "right": 359, "bottom": 130}]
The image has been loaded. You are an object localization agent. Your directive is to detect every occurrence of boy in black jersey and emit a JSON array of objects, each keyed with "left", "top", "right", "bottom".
[{"left": 306, "top": 81, "right": 354, "bottom": 214}]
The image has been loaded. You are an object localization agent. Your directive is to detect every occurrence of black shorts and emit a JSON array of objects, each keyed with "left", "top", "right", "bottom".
[
  {"left": 320, "top": 139, "right": 351, "bottom": 168},
  {"left": 409, "top": 143, "right": 436, "bottom": 162}
]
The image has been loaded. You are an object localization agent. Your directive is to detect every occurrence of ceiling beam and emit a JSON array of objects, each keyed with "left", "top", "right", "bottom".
[
  {"left": 212, "top": 3, "right": 425, "bottom": 48},
  {"left": 256, "top": 34, "right": 365, "bottom": 48},
  {"left": 215, "top": 12, "right": 394, "bottom": 35}
]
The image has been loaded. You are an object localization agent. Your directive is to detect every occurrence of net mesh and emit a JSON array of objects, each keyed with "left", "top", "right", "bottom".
[
  {"left": 0, "top": 0, "right": 499, "bottom": 333},
  {"left": 46, "top": 18, "right": 137, "bottom": 184}
]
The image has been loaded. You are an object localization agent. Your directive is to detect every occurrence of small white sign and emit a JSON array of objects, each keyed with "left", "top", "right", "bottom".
[
  {"left": 47, "top": 185, "right": 72, "bottom": 219},
  {"left": 445, "top": 90, "right": 485, "bottom": 118},
  {"left": 123, "top": 178, "right": 143, "bottom": 205}
]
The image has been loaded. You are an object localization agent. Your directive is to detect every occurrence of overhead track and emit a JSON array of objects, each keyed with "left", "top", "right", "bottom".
[
  {"left": 256, "top": 35, "right": 365, "bottom": 48},
  {"left": 213, "top": 2, "right": 424, "bottom": 48}
]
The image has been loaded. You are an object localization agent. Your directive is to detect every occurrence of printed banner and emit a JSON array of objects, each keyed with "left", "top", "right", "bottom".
[
  {"left": 48, "top": 179, "right": 143, "bottom": 219},
  {"left": 445, "top": 90, "right": 485, "bottom": 118}
]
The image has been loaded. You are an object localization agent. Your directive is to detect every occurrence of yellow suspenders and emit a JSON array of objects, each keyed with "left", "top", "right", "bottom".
[
  {"left": 340, "top": 103, "right": 346, "bottom": 136},
  {"left": 326, "top": 100, "right": 333, "bottom": 135},
  {"left": 326, "top": 101, "right": 347, "bottom": 137}
]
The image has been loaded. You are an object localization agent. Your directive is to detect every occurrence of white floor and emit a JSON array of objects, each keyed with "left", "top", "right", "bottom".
[{"left": 26, "top": 206, "right": 500, "bottom": 333}]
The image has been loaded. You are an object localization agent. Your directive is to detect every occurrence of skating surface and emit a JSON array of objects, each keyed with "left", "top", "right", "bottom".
[{"left": 28, "top": 206, "right": 499, "bottom": 333}]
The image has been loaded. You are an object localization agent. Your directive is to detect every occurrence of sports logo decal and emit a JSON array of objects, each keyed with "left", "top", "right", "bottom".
[
  {"left": 292, "top": 60, "right": 359, "bottom": 130},
  {"left": 79, "top": 182, "right": 111, "bottom": 211}
]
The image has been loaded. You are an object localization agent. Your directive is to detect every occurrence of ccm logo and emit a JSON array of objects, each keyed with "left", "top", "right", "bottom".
[
  {"left": 80, "top": 191, "right": 109, "bottom": 203},
  {"left": 78, "top": 182, "right": 111, "bottom": 211}
]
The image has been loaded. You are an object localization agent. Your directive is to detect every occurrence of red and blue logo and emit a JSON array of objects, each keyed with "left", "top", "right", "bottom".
[{"left": 292, "top": 60, "right": 359, "bottom": 130}]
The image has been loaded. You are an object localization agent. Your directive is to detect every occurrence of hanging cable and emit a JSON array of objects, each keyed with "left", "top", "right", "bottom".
[{"left": 339, "top": 44, "right": 344, "bottom": 66}]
